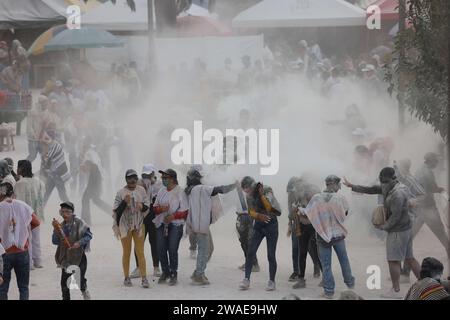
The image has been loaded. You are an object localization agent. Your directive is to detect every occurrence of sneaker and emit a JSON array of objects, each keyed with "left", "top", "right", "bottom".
[
  {"left": 141, "top": 278, "right": 150, "bottom": 288},
  {"left": 239, "top": 278, "right": 250, "bottom": 290},
  {"left": 192, "top": 273, "right": 210, "bottom": 286},
  {"left": 81, "top": 290, "right": 91, "bottom": 300},
  {"left": 320, "top": 292, "right": 334, "bottom": 299},
  {"left": 400, "top": 274, "right": 410, "bottom": 284},
  {"left": 33, "top": 263, "right": 43, "bottom": 269},
  {"left": 153, "top": 267, "right": 162, "bottom": 277},
  {"left": 380, "top": 288, "right": 403, "bottom": 299},
  {"left": 238, "top": 264, "right": 245, "bottom": 271},
  {"left": 123, "top": 277, "right": 132, "bottom": 287},
  {"left": 251, "top": 264, "right": 260, "bottom": 272},
  {"left": 130, "top": 267, "right": 140, "bottom": 279},
  {"left": 168, "top": 274, "right": 177, "bottom": 286},
  {"left": 190, "top": 250, "right": 197, "bottom": 260},
  {"left": 288, "top": 272, "right": 299, "bottom": 282},
  {"left": 158, "top": 273, "right": 169, "bottom": 284},
  {"left": 293, "top": 278, "right": 306, "bottom": 289},
  {"left": 265, "top": 280, "right": 276, "bottom": 291}
]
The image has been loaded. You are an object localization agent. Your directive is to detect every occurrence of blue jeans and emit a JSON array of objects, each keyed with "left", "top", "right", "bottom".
[
  {"left": 245, "top": 218, "right": 278, "bottom": 281},
  {"left": 0, "top": 251, "right": 30, "bottom": 300},
  {"left": 156, "top": 224, "right": 184, "bottom": 276},
  {"left": 291, "top": 231, "right": 299, "bottom": 274},
  {"left": 317, "top": 238, "right": 354, "bottom": 295},
  {"left": 192, "top": 232, "right": 210, "bottom": 276}
]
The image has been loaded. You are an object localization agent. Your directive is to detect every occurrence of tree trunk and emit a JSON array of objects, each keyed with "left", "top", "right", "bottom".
[{"left": 398, "top": 0, "right": 406, "bottom": 133}]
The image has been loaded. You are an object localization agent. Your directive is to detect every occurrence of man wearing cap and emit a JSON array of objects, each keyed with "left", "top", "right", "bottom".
[
  {"left": 129, "top": 164, "right": 162, "bottom": 278},
  {"left": 52, "top": 201, "right": 92, "bottom": 300},
  {"left": 113, "top": 169, "right": 150, "bottom": 288},
  {"left": 413, "top": 152, "right": 449, "bottom": 254},
  {"left": 153, "top": 169, "right": 189, "bottom": 286},
  {"left": 297, "top": 175, "right": 354, "bottom": 299},
  {"left": 343, "top": 168, "right": 421, "bottom": 299},
  {"left": 0, "top": 181, "right": 40, "bottom": 300},
  {"left": 185, "top": 167, "right": 237, "bottom": 285}
]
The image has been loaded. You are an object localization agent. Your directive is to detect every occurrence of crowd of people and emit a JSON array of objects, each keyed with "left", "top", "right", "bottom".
[
  {"left": 0, "top": 39, "right": 30, "bottom": 93},
  {"left": 0, "top": 35, "right": 449, "bottom": 301}
]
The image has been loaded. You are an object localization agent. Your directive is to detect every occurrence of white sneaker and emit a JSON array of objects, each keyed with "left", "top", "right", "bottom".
[
  {"left": 130, "top": 268, "right": 140, "bottom": 279},
  {"left": 153, "top": 267, "right": 162, "bottom": 277},
  {"left": 239, "top": 278, "right": 250, "bottom": 290},
  {"left": 380, "top": 288, "right": 403, "bottom": 299},
  {"left": 265, "top": 280, "right": 276, "bottom": 291}
]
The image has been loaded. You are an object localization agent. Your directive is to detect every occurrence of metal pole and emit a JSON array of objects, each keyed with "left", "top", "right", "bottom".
[{"left": 398, "top": 0, "right": 406, "bottom": 133}]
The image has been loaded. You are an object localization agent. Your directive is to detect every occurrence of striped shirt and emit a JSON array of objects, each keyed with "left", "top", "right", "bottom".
[
  {"left": 45, "top": 141, "right": 70, "bottom": 182},
  {"left": 405, "top": 278, "right": 450, "bottom": 300}
]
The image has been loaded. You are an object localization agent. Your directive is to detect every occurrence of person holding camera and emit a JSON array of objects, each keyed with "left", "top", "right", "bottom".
[{"left": 238, "top": 179, "right": 281, "bottom": 291}]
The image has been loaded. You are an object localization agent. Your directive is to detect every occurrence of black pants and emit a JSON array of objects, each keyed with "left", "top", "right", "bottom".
[
  {"left": 61, "top": 253, "right": 87, "bottom": 300},
  {"left": 81, "top": 184, "right": 112, "bottom": 225},
  {"left": 134, "top": 214, "right": 159, "bottom": 268},
  {"left": 236, "top": 214, "right": 258, "bottom": 266},
  {"left": 298, "top": 223, "right": 322, "bottom": 278}
]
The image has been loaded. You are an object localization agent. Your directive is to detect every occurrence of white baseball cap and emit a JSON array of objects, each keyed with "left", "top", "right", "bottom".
[{"left": 142, "top": 164, "right": 156, "bottom": 175}]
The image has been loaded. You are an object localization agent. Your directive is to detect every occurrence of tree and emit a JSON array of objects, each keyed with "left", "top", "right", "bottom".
[{"left": 386, "top": 0, "right": 449, "bottom": 140}]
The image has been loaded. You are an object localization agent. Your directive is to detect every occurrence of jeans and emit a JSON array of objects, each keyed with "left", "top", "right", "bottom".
[
  {"left": 156, "top": 224, "right": 184, "bottom": 276},
  {"left": 291, "top": 231, "right": 299, "bottom": 274},
  {"left": 43, "top": 175, "right": 70, "bottom": 209},
  {"left": 26, "top": 140, "right": 40, "bottom": 163},
  {"left": 61, "top": 253, "right": 87, "bottom": 300},
  {"left": 317, "top": 238, "right": 355, "bottom": 295},
  {"left": 81, "top": 184, "right": 112, "bottom": 225},
  {"left": 0, "top": 251, "right": 30, "bottom": 300},
  {"left": 191, "top": 232, "right": 211, "bottom": 276},
  {"left": 134, "top": 213, "right": 159, "bottom": 268},
  {"left": 189, "top": 230, "right": 214, "bottom": 261},
  {"left": 298, "top": 223, "right": 322, "bottom": 278},
  {"left": 245, "top": 218, "right": 278, "bottom": 281},
  {"left": 30, "top": 226, "right": 42, "bottom": 267}
]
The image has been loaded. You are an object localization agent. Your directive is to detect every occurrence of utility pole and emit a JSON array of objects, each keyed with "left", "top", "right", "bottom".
[
  {"left": 147, "top": 0, "right": 155, "bottom": 87},
  {"left": 398, "top": 0, "right": 406, "bottom": 133}
]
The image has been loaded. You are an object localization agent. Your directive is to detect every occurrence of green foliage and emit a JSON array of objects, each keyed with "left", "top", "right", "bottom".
[{"left": 386, "top": 0, "right": 449, "bottom": 140}]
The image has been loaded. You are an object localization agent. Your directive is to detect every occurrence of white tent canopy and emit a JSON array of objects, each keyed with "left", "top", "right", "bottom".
[
  {"left": 79, "top": 0, "right": 149, "bottom": 31},
  {"left": 78, "top": 0, "right": 211, "bottom": 31},
  {"left": 0, "top": 0, "right": 64, "bottom": 29},
  {"left": 232, "top": 0, "right": 366, "bottom": 28}
]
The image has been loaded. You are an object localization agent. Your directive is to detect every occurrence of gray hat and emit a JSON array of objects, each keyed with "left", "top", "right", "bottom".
[
  {"left": 60, "top": 201, "right": 75, "bottom": 212},
  {"left": 125, "top": 169, "right": 138, "bottom": 178},
  {"left": 325, "top": 175, "right": 341, "bottom": 185}
]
